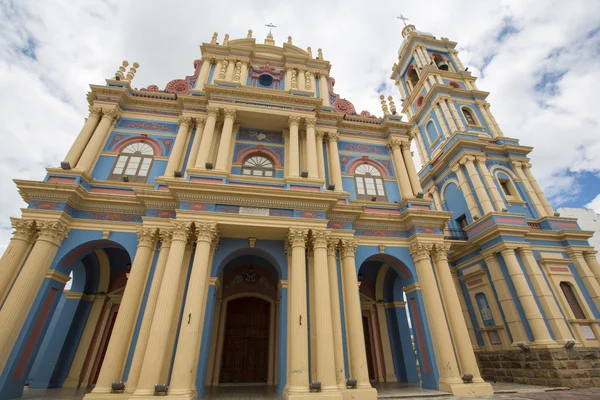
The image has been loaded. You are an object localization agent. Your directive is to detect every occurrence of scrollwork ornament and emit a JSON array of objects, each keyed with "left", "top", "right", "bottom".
[
  {"left": 37, "top": 221, "right": 69, "bottom": 246},
  {"left": 89, "top": 106, "right": 102, "bottom": 118},
  {"left": 409, "top": 242, "right": 433, "bottom": 261},
  {"left": 137, "top": 227, "right": 158, "bottom": 248},
  {"left": 159, "top": 229, "right": 173, "bottom": 248},
  {"left": 327, "top": 131, "right": 340, "bottom": 143},
  {"left": 102, "top": 108, "right": 122, "bottom": 123},
  {"left": 432, "top": 242, "right": 451, "bottom": 260},
  {"left": 11, "top": 219, "right": 36, "bottom": 241},
  {"left": 326, "top": 237, "right": 339, "bottom": 255},
  {"left": 386, "top": 137, "right": 402, "bottom": 150},
  {"left": 287, "top": 228, "right": 308, "bottom": 248},
  {"left": 340, "top": 239, "right": 358, "bottom": 257},
  {"left": 178, "top": 116, "right": 192, "bottom": 127},
  {"left": 196, "top": 222, "right": 218, "bottom": 243}
]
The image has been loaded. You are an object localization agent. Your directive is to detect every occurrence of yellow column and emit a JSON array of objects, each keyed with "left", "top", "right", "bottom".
[
  {"left": 298, "top": 69, "right": 306, "bottom": 91},
  {"left": 240, "top": 61, "right": 249, "bottom": 85},
  {"left": 285, "top": 228, "right": 309, "bottom": 397},
  {"left": 0, "top": 218, "right": 35, "bottom": 304},
  {"left": 518, "top": 248, "right": 573, "bottom": 344},
  {"left": 583, "top": 251, "right": 600, "bottom": 286},
  {"left": 474, "top": 101, "right": 499, "bottom": 137},
  {"left": 448, "top": 100, "right": 466, "bottom": 132},
  {"left": 387, "top": 137, "right": 413, "bottom": 198},
  {"left": 483, "top": 253, "right": 529, "bottom": 343},
  {"left": 327, "top": 132, "right": 343, "bottom": 192},
  {"left": 449, "top": 49, "right": 465, "bottom": 71},
  {"left": 63, "top": 106, "right": 102, "bottom": 168},
  {"left": 461, "top": 156, "right": 494, "bottom": 215},
  {"left": 287, "top": 116, "right": 301, "bottom": 178},
  {"left": 214, "top": 108, "right": 237, "bottom": 172},
  {"left": 568, "top": 249, "right": 600, "bottom": 311},
  {"left": 311, "top": 231, "right": 342, "bottom": 396},
  {"left": 308, "top": 248, "right": 317, "bottom": 381},
  {"left": 90, "top": 227, "right": 157, "bottom": 394},
  {"left": 0, "top": 221, "right": 68, "bottom": 372},
  {"left": 452, "top": 164, "right": 480, "bottom": 219},
  {"left": 374, "top": 303, "right": 395, "bottom": 382},
  {"left": 168, "top": 223, "right": 218, "bottom": 397},
  {"left": 319, "top": 74, "right": 331, "bottom": 106},
  {"left": 224, "top": 58, "right": 235, "bottom": 81},
  {"left": 409, "top": 243, "right": 463, "bottom": 393},
  {"left": 476, "top": 156, "right": 505, "bottom": 211},
  {"left": 315, "top": 131, "right": 326, "bottom": 182},
  {"left": 305, "top": 117, "right": 318, "bottom": 179},
  {"left": 339, "top": 239, "right": 375, "bottom": 396},
  {"left": 164, "top": 117, "right": 193, "bottom": 177},
  {"left": 195, "top": 59, "right": 212, "bottom": 91},
  {"left": 431, "top": 244, "right": 491, "bottom": 392},
  {"left": 126, "top": 231, "right": 172, "bottom": 392},
  {"left": 185, "top": 117, "right": 205, "bottom": 173},
  {"left": 431, "top": 109, "right": 450, "bottom": 139},
  {"left": 132, "top": 223, "right": 190, "bottom": 396},
  {"left": 522, "top": 163, "right": 554, "bottom": 216},
  {"left": 326, "top": 239, "right": 346, "bottom": 389},
  {"left": 401, "top": 141, "right": 422, "bottom": 194},
  {"left": 483, "top": 103, "right": 503, "bottom": 137},
  {"left": 63, "top": 294, "right": 106, "bottom": 388},
  {"left": 76, "top": 108, "right": 121, "bottom": 173},
  {"left": 499, "top": 248, "right": 555, "bottom": 345},
  {"left": 438, "top": 99, "right": 458, "bottom": 134},
  {"left": 512, "top": 161, "right": 547, "bottom": 218},
  {"left": 194, "top": 106, "right": 219, "bottom": 169},
  {"left": 450, "top": 269, "right": 479, "bottom": 350}
]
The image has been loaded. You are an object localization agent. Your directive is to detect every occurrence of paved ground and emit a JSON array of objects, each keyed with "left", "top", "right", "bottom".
[{"left": 17, "top": 385, "right": 600, "bottom": 399}]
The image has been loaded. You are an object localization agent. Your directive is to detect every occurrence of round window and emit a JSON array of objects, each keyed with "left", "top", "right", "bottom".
[{"left": 258, "top": 74, "right": 274, "bottom": 86}]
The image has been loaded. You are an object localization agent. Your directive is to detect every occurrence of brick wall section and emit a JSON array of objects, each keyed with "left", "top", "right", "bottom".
[{"left": 476, "top": 348, "right": 600, "bottom": 388}]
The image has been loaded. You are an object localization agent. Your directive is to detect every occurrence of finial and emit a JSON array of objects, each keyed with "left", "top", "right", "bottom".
[
  {"left": 125, "top": 62, "right": 139, "bottom": 82},
  {"left": 247, "top": 29, "right": 253, "bottom": 38},
  {"left": 115, "top": 60, "right": 128, "bottom": 80},
  {"left": 388, "top": 95, "right": 397, "bottom": 115},
  {"left": 210, "top": 32, "right": 218, "bottom": 44},
  {"left": 287, "top": 36, "right": 293, "bottom": 44},
  {"left": 307, "top": 46, "right": 313, "bottom": 58},
  {"left": 317, "top": 48, "right": 323, "bottom": 60},
  {"left": 397, "top": 14, "right": 410, "bottom": 27},
  {"left": 223, "top": 34, "right": 230, "bottom": 46},
  {"left": 380, "top": 94, "right": 390, "bottom": 115}
]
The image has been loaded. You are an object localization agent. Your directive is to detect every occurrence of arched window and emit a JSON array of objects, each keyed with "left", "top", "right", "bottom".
[
  {"left": 560, "top": 282, "right": 586, "bottom": 319},
  {"left": 426, "top": 121, "right": 439, "bottom": 143},
  {"left": 462, "top": 108, "right": 476, "bottom": 125},
  {"left": 433, "top": 54, "right": 449, "bottom": 70},
  {"left": 408, "top": 67, "right": 419, "bottom": 88},
  {"left": 242, "top": 154, "right": 275, "bottom": 177},
  {"left": 109, "top": 142, "right": 154, "bottom": 183},
  {"left": 354, "top": 164, "right": 387, "bottom": 201}
]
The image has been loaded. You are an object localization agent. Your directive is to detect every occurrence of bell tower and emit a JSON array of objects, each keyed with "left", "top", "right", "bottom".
[{"left": 392, "top": 24, "right": 555, "bottom": 230}]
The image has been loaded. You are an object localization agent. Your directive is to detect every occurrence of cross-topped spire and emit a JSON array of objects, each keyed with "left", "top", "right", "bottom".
[
  {"left": 397, "top": 14, "right": 409, "bottom": 26},
  {"left": 265, "top": 22, "right": 277, "bottom": 36}
]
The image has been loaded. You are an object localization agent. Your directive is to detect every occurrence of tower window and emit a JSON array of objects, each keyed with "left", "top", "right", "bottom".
[
  {"left": 500, "top": 180, "right": 511, "bottom": 196},
  {"left": 258, "top": 74, "right": 274, "bottom": 87},
  {"left": 433, "top": 54, "right": 449, "bottom": 71},
  {"left": 241, "top": 154, "right": 275, "bottom": 177},
  {"left": 560, "top": 282, "right": 586, "bottom": 319},
  {"left": 408, "top": 67, "right": 419, "bottom": 88},
  {"left": 426, "top": 121, "right": 440, "bottom": 144},
  {"left": 109, "top": 142, "right": 154, "bottom": 183},
  {"left": 456, "top": 214, "right": 468, "bottom": 230},
  {"left": 462, "top": 108, "right": 476, "bottom": 125},
  {"left": 354, "top": 164, "right": 387, "bottom": 201}
]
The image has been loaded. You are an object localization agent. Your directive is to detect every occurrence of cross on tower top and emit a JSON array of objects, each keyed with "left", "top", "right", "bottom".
[
  {"left": 397, "top": 14, "right": 409, "bottom": 26},
  {"left": 265, "top": 22, "right": 277, "bottom": 36}
]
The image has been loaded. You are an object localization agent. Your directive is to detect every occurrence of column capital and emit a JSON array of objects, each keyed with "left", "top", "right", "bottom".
[
  {"left": 102, "top": 108, "right": 122, "bottom": 123},
  {"left": 459, "top": 155, "right": 475, "bottom": 165},
  {"left": 431, "top": 242, "right": 451, "bottom": 261},
  {"left": 500, "top": 248, "right": 516, "bottom": 258},
  {"left": 170, "top": 221, "right": 192, "bottom": 242},
  {"left": 326, "top": 237, "right": 339, "bottom": 255},
  {"left": 206, "top": 105, "right": 220, "bottom": 118},
  {"left": 400, "top": 140, "right": 411, "bottom": 151},
  {"left": 386, "top": 136, "right": 402, "bottom": 150},
  {"left": 89, "top": 106, "right": 103, "bottom": 118},
  {"left": 451, "top": 163, "right": 461, "bottom": 173},
  {"left": 10, "top": 218, "right": 36, "bottom": 241},
  {"left": 287, "top": 228, "right": 308, "bottom": 248},
  {"left": 223, "top": 108, "right": 237, "bottom": 120},
  {"left": 583, "top": 250, "right": 598, "bottom": 259},
  {"left": 316, "top": 131, "right": 325, "bottom": 141},
  {"left": 409, "top": 242, "right": 433, "bottom": 262},
  {"left": 511, "top": 160, "right": 523, "bottom": 169},
  {"left": 566, "top": 248, "right": 583, "bottom": 259},
  {"left": 340, "top": 239, "right": 358, "bottom": 257},
  {"left": 475, "top": 155, "right": 487, "bottom": 163},
  {"left": 178, "top": 116, "right": 193, "bottom": 127},
  {"left": 194, "top": 116, "right": 206, "bottom": 129},
  {"left": 195, "top": 222, "right": 218, "bottom": 243},
  {"left": 305, "top": 117, "right": 317, "bottom": 128},
  {"left": 36, "top": 221, "right": 69, "bottom": 246},
  {"left": 327, "top": 131, "right": 340, "bottom": 143},
  {"left": 311, "top": 229, "right": 329, "bottom": 249},
  {"left": 159, "top": 229, "right": 173, "bottom": 248},
  {"left": 136, "top": 227, "right": 158, "bottom": 248},
  {"left": 288, "top": 115, "right": 302, "bottom": 127},
  {"left": 522, "top": 162, "right": 533, "bottom": 169}
]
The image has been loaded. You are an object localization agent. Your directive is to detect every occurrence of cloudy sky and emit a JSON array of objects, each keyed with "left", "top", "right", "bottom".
[{"left": 0, "top": 0, "right": 599, "bottom": 252}]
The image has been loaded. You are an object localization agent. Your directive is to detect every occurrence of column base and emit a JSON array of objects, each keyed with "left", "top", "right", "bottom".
[
  {"left": 439, "top": 381, "right": 494, "bottom": 397},
  {"left": 83, "top": 392, "right": 130, "bottom": 399},
  {"left": 285, "top": 390, "right": 344, "bottom": 400},
  {"left": 340, "top": 387, "right": 377, "bottom": 400},
  {"left": 165, "top": 388, "right": 197, "bottom": 399}
]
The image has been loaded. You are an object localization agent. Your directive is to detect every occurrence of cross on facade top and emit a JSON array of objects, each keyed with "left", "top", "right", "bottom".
[
  {"left": 265, "top": 22, "right": 277, "bottom": 35},
  {"left": 397, "top": 14, "right": 409, "bottom": 26}
]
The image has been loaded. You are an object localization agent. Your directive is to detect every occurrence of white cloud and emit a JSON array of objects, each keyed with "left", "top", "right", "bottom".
[
  {"left": 0, "top": 0, "right": 599, "bottom": 253},
  {"left": 586, "top": 194, "right": 600, "bottom": 214}
]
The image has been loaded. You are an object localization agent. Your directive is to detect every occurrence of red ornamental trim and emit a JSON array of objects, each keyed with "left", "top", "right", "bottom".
[
  {"left": 468, "top": 219, "right": 494, "bottom": 236},
  {"left": 112, "top": 136, "right": 163, "bottom": 156},
  {"left": 81, "top": 212, "right": 142, "bottom": 222},
  {"left": 33, "top": 202, "right": 63, "bottom": 210},
  {"left": 251, "top": 63, "right": 283, "bottom": 89},
  {"left": 467, "top": 278, "right": 483, "bottom": 286},
  {"left": 163, "top": 59, "right": 202, "bottom": 94},
  {"left": 347, "top": 158, "right": 389, "bottom": 177},
  {"left": 235, "top": 146, "right": 282, "bottom": 166}
]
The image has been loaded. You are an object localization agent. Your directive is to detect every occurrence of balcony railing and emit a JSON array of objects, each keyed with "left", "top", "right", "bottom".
[{"left": 444, "top": 228, "right": 468, "bottom": 241}]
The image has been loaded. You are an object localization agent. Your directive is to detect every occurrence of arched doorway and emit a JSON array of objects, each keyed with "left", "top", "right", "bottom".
[{"left": 357, "top": 254, "right": 438, "bottom": 391}]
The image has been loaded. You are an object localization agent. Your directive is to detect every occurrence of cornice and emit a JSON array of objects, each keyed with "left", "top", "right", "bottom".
[{"left": 392, "top": 34, "right": 458, "bottom": 78}]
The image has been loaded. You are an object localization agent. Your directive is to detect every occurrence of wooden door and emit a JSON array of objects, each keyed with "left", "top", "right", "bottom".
[
  {"left": 220, "top": 297, "right": 270, "bottom": 384},
  {"left": 363, "top": 315, "right": 375, "bottom": 380}
]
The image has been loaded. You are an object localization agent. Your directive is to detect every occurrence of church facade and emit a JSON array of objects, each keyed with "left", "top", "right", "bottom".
[{"left": 0, "top": 24, "right": 599, "bottom": 400}]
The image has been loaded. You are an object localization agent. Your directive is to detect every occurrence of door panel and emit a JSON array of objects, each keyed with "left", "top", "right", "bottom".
[{"left": 220, "top": 297, "right": 270, "bottom": 383}]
